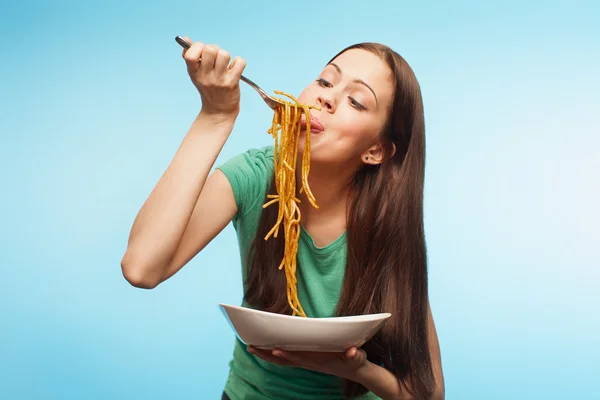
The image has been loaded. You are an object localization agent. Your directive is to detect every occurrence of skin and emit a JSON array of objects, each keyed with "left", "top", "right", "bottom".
[
  {"left": 121, "top": 38, "right": 444, "bottom": 399},
  {"left": 296, "top": 48, "right": 394, "bottom": 167},
  {"left": 292, "top": 49, "right": 395, "bottom": 247},
  {"left": 249, "top": 304, "right": 445, "bottom": 399},
  {"left": 249, "top": 50, "right": 445, "bottom": 399}
]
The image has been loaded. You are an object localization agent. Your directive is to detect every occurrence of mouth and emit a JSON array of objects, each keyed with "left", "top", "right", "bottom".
[{"left": 299, "top": 113, "right": 324, "bottom": 134}]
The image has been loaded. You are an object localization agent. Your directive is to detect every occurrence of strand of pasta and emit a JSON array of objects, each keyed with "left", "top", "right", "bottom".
[{"left": 264, "top": 91, "right": 320, "bottom": 317}]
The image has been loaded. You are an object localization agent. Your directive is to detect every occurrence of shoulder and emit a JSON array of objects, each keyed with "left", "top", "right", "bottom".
[
  {"left": 216, "top": 145, "right": 274, "bottom": 218},
  {"left": 217, "top": 145, "right": 274, "bottom": 176}
]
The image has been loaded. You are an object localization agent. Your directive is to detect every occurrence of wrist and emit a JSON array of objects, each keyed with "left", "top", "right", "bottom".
[
  {"left": 197, "top": 108, "right": 238, "bottom": 127},
  {"left": 353, "top": 360, "right": 376, "bottom": 386},
  {"left": 185, "top": 110, "right": 236, "bottom": 143}
]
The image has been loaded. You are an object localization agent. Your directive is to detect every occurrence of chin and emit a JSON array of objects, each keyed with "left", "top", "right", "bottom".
[{"left": 298, "top": 133, "right": 323, "bottom": 158}]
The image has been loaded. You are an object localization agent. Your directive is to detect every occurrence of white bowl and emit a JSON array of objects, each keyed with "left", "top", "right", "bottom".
[{"left": 219, "top": 303, "right": 391, "bottom": 352}]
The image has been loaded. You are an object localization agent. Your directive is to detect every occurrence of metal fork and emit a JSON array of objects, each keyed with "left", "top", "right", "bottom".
[{"left": 175, "top": 36, "right": 279, "bottom": 110}]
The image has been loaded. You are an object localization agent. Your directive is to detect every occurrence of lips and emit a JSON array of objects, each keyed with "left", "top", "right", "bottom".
[{"left": 299, "top": 113, "right": 324, "bottom": 133}]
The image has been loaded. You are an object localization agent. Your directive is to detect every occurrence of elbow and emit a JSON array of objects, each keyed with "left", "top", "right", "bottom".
[
  {"left": 432, "top": 388, "right": 445, "bottom": 400},
  {"left": 120, "top": 252, "right": 161, "bottom": 289},
  {"left": 432, "top": 377, "right": 445, "bottom": 400}
]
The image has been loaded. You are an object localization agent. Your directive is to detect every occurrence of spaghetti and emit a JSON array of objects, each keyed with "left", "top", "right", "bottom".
[{"left": 263, "top": 91, "right": 320, "bottom": 317}]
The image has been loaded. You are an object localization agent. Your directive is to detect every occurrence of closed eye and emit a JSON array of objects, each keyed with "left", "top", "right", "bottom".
[
  {"left": 317, "top": 78, "right": 367, "bottom": 110},
  {"left": 349, "top": 97, "right": 366, "bottom": 111},
  {"left": 316, "top": 78, "right": 332, "bottom": 88}
]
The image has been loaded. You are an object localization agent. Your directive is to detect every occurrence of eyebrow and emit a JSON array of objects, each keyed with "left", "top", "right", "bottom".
[{"left": 328, "top": 62, "right": 378, "bottom": 104}]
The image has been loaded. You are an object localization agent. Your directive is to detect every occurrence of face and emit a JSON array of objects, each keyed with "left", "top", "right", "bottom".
[{"left": 296, "top": 48, "right": 395, "bottom": 167}]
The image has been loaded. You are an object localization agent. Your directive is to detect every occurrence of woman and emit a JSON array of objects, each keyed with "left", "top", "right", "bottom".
[{"left": 121, "top": 37, "right": 445, "bottom": 399}]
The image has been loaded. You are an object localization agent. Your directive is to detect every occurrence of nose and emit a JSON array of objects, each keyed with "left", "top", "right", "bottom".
[{"left": 317, "top": 91, "right": 336, "bottom": 113}]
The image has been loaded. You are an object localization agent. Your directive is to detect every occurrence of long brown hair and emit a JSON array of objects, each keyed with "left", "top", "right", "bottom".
[{"left": 244, "top": 43, "right": 435, "bottom": 398}]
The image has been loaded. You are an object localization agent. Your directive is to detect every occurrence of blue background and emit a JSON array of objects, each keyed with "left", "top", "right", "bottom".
[{"left": 1, "top": 0, "right": 598, "bottom": 399}]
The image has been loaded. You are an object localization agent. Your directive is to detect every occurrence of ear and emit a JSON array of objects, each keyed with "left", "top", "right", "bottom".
[{"left": 361, "top": 142, "right": 396, "bottom": 165}]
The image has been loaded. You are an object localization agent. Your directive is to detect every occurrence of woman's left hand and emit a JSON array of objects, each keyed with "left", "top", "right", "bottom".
[{"left": 247, "top": 345, "right": 369, "bottom": 382}]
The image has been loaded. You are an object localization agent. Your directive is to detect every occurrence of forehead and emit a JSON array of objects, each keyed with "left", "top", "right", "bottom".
[{"left": 328, "top": 48, "right": 394, "bottom": 102}]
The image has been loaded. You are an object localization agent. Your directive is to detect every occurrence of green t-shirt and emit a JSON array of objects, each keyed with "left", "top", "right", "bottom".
[{"left": 217, "top": 146, "right": 380, "bottom": 400}]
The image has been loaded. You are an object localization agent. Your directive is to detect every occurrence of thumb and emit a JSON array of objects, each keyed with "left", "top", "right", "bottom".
[
  {"left": 346, "top": 347, "right": 359, "bottom": 359},
  {"left": 346, "top": 347, "right": 366, "bottom": 365}
]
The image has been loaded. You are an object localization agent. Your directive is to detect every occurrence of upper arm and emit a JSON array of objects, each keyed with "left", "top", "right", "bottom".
[{"left": 159, "top": 168, "right": 237, "bottom": 283}]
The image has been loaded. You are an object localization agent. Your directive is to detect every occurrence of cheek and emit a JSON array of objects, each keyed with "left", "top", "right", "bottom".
[
  {"left": 334, "top": 112, "right": 380, "bottom": 146},
  {"left": 296, "top": 86, "right": 315, "bottom": 105}
]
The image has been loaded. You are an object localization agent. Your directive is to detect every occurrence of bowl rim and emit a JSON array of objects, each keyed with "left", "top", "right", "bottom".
[{"left": 219, "top": 303, "right": 392, "bottom": 324}]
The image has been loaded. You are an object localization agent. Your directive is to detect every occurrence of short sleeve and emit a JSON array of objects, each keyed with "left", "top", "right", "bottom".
[{"left": 216, "top": 146, "right": 274, "bottom": 221}]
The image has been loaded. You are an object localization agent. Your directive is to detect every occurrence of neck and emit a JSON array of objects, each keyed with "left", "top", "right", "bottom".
[{"left": 295, "top": 160, "right": 354, "bottom": 225}]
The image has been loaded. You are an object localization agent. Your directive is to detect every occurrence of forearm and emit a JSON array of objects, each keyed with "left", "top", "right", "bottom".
[
  {"left": 122, "top": 110, "right": 235, "bottom": 286},
  {"left": 355, "top": 361, "right": 444, "bottom": 400}
]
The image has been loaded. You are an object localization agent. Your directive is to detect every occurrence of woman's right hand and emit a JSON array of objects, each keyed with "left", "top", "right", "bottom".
[{"left": 181, "top": 37, "right": 247, "bottom": 120}]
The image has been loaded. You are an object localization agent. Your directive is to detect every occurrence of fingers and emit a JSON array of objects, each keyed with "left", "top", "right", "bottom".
[
  {"left": 248, "top": 346, "right": 293, "bottom": 367},
  {"left": 272, "top": 349, "right": 293, "bottom": 359},
  {"left": 214, "top": 49, "right": 231, "bottom": 73},
  {"left": 199, "top": 44, "right": 219, "bottom": 75},
  {"left": 346, "top": 347, "right": 367, "bottom": 366},
  {"left": 179, "top": 37, "right": 245, "bottom": 115},
  {"left": 227, "top": 55, "right": 247, "bottom": 81},
  {"left": 182, "top": 39, "right": 204, "bottom": 75},
  {"left": 183, "top": 40, "right": 245, "bottom": 83},
  {"left": 205, "top": 46, "right": 246, "bottom": 85},
  {"left": 345, "top": 347, "right": 358, "bottom": 358}
]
